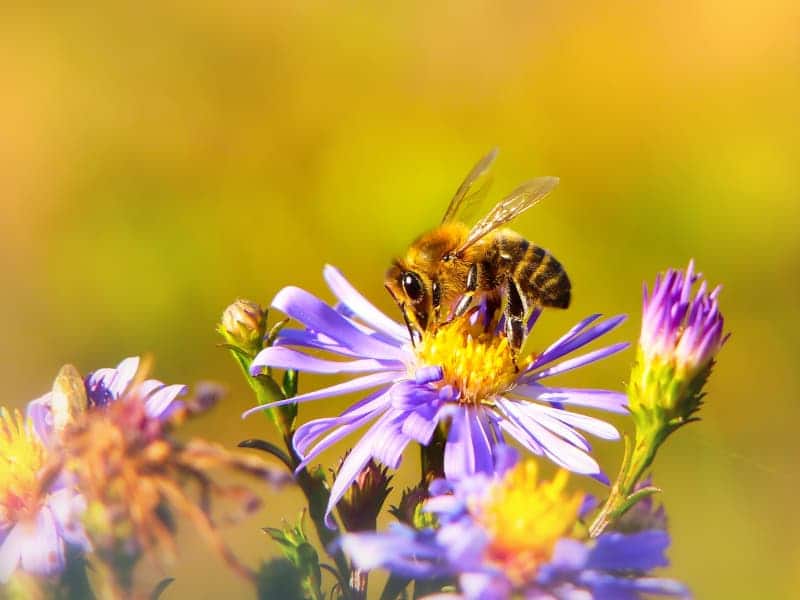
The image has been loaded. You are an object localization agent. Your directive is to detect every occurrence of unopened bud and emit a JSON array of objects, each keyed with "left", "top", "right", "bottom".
[
  {"left": 219, "top": 299, "right": 267, "bottom": 356},
  {"left": 629, "top": 261, "right": 727, "bottom": 431},
  {"left": 389, "top": 485, "right": 435, "bottom": 529},
  {"left": 336, "top": 458, "right": 392, "bottom": 532}
]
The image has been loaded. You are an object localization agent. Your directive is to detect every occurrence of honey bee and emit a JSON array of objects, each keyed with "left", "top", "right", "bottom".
[{"left": 385, "top": 149, "right": 571, "bottom": 350}]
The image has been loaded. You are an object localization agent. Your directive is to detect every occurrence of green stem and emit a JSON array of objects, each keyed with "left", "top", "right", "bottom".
[
  {"left": 589, "top": 425, "right": 665, "bottom": 537},
  {"left": 226, "top": 346, "right": 352, "bottom": 598},
  {"left": 420, "top": 425, "right": 447, "bottom": 483}
]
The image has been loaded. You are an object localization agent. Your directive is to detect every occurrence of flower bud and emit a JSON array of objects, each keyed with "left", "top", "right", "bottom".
[
  {"left": 629, "top": 260, "right": 727, "bottom": 430},
  {"left": 389, "top": 485, "right": 436, "bottom": 529},
  {"left": 219, "top": 299, "right": 267, "bottom": 356},
  {"left": 336, "top": 457, "right": 392, "bottom": 532}
]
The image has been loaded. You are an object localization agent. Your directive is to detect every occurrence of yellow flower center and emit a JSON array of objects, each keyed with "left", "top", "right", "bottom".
[
  {"left": 415, "top": 315, "right": 524, "bottom": 404},
  {"left": 474, "top": 460, "right": 583, "bottom": 583},
  {"left": 0, "top": 408, "right": 47, "bottom": 523}
]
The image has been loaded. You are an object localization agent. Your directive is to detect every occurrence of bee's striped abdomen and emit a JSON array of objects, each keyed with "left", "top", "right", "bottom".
[{"left": 515, "top": 244, "right": 571, "bottom": 309}]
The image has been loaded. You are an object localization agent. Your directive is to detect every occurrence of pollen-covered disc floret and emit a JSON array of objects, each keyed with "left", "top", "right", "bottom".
[
  {"left": 0, "top": 408, "right": 46, "bottom": 523},
  {"left": 474, "top": 461, "right": 582, "bottom": 583},
  {"left": 414, "top": 315, "right": 521, "bottom": 405}
]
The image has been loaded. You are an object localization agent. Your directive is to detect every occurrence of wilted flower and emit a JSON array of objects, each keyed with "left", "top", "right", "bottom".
[
  {"left": 245, "top": 266, "right": 629, "bottom": 524},
  {"left": 59, "top": 391, "right": 291, "bottom": 589},
  {"left": 341, "top": 447, "right": 689, "bottom": 599},
  {"left": 0, "top": 407, "right": 88, "bottom": 583},
  {"left": 630, "top": 260, "right": 727, "bottom": 427}
]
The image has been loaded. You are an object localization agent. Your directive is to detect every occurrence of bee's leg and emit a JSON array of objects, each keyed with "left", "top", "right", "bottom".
[
  {"left": 504, "top": 279, "right": 526, "bottom": 357},
  {"left": 452, "top": 263, "right": 479, "bottom": 319},
  {"left": 400, "top": 303, "right": 422, "bottom": 347}
]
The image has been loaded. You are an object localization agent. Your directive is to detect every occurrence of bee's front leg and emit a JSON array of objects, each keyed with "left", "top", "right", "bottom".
[{"left": 504, "top": 278, "right": 526, "bottom": 357}]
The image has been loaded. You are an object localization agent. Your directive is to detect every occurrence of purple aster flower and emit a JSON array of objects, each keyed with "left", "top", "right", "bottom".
[
  {"left": 630, "top": 260, "right": 728, "bottom": 424},
  {"left": 640, "top": 259, "right": 726, "bottom": 378},
  {"left": 341, "top": 447, "right": 690, "bottom": 600},
  {"left": 27, "top": 356, "right": 187, "bottom": 442},
  {"left": 0, "top": 407, "right": 89, "bottom": 583},
  {"left": 245, "top": 266, "right": 629, "bottom": 524}
]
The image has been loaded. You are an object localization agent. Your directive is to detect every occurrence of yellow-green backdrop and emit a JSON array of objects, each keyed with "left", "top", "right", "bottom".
[{"left": 2, "top": 2, "right": 798, "bottom": 598}]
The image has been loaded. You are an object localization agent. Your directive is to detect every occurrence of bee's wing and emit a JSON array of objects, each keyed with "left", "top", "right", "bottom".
[
  {"left": 441, "top": 148, "right": 499, "bottom": 224},
  {"left": 455, "top": 176, "right": 559, "bottom": 253}
]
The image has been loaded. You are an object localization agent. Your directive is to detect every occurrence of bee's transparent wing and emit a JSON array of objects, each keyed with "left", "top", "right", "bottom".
[
  {"left": 455, "top": 176, "right": 559, "bottom": 253},
  {"left": 441, "top": 148, "right": 499, "bottom": 224}
]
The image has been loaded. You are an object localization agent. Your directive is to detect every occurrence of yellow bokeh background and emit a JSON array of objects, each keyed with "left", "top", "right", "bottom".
[{"left": 2, "top": 2, "right": 798, "bottom": 598}]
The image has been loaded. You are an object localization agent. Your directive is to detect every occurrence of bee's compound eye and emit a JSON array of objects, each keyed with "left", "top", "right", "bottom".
[{"left": 401, "top": 272, "right": 425, "bottom": 303}]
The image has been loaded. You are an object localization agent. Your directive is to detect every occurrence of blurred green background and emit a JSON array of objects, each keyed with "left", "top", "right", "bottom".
[{"left": 2, "top": 1, "right": 798, "bottom": 598}]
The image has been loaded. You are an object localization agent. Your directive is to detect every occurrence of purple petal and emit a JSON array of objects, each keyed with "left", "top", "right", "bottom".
[
  {"left": 510, "top": 403, "right": 592, "bottom": 452},
  {"left": 275, "top": 328, "right": 371, "bottom": 357},
  {"left": 391, "top": 381, "right": 441, "bottom": 409},
  {"left": 492, "top": 444, "right": 520, "bottom": 476},
  {"left": 47, "top": 489, "right": 89, "bottom": 549},
  {"left": 242, "top": 370, "right": 399, "bottom": 418},
  {"left": 444, "top": 408, "right": 494, "bottom": 479},
  {"left": 496, "top": 399, "right": 600, "bottom": 475},
  {"left": 144, "top": 384, "right": 187, "bottom": 419},
  {"left": 526, "top": 342, "right": 629, "bottom": 380},
  {"left": 323, "top": 265, "right": 409, "bottom": 341},
  {"left": 4, "top": 508, "right": 67, "bottom": 580},
  {"left": 371, "top": 414, "right": 412, "bottom": 468},
  {"left": 25, "top": 394, "right": 53, "bottom": 444},
  {"left": 251, "top": 346, "right": 403, "bottom": 375},
  {"left": 294, "top": 411, "right": 381, "bottom": 469},
  {"left": 522, "top": 386, "right": 629, "bottom": 414},
  {"left": 271, "top": 286, "right": 405, "bottom": 361},
  {"left": 526, "top": 404, "right": 620, "bottom": 440},
  {"left": 400, "top": 404, "right": 442, "bottom": 445},
  {"left": 459, "top": 572, "right": 512, "bottom": 600},
  {"left": 588, "top": 531, "right": 670, "bottom": 572},
  {"left": 498, "top": 418, "right": 544, "bottom": 456},
  {"left": 532, "top": 315, "right": 626, "bottom": 369}
]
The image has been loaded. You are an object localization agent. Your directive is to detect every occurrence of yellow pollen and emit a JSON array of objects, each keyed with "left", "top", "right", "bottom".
[
  {"left": 0, "top": 407, "right": 47, "bottom": 522},
  {"left": 474, "top": 460, "right": 583, "bottom": 583},
  {"left": 415, "top": 316, "right": 523, "bottom": 404}
]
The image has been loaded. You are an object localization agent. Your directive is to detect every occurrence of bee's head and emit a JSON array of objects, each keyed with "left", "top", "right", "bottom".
[{"left": 385, "top": 261, "right": 432, "bottom": 333}]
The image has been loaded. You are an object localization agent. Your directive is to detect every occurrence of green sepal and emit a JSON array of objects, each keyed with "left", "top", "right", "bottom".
[{"left": 264, "top": 511, "right": 323, "bottom": 600}]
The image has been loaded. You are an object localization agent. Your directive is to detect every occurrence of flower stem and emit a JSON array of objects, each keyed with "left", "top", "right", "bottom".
[
  {"left": 420, "top": 425, "right": 447, "bottom": 483},
  {"left": 226, "top": 347, "right": 353, "bottom": 597},
  {"left": 589, "top": 425, "right": 664, "bottom": 537}
]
